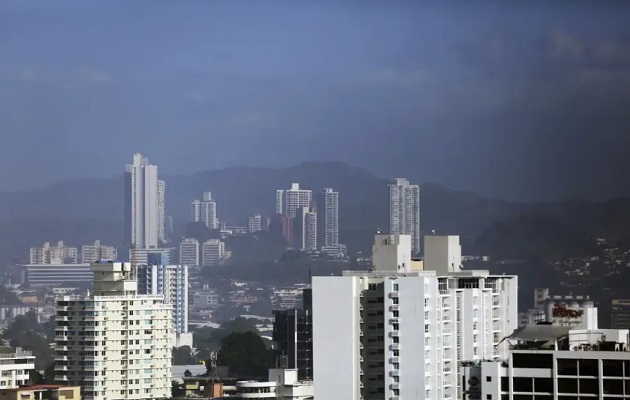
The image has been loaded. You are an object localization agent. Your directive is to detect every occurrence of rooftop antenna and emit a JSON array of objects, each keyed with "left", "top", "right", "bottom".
[{"left": 208, "top": 350, "right": 221, "bottom": 382}]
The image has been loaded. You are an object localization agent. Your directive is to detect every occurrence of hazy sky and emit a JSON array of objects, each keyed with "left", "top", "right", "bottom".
[{"left": 1, "top": 1, "right": 629, "bottom": 201}]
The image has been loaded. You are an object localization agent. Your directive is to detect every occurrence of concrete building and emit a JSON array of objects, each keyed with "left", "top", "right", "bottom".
[
  {"left": 125, "top": 153, "right": 160, "bottom": 250},
  {"left": 233, "top": 369, "right": 313, "bottom": 400},
  {"left": 248, "top": 214, "right": 265, "bottom": 233},
  {"left": 30, "top": 242, "right": 78, "bottom": 265},
  {"left": 372, "top": 234, "right": 412, "bottom": 272},
  {"left": 312, "top": 235, "right": 518, "bottom": 400},
  {"left": 0, "top": 347, "right": 35, "bottom": 389},
  {"left": 612, "top": 299, "right": 630, "bottom": 329},
  {"left": 192, "top": 291, "right": 220, "bottom": 308},
  {"left": 23, "top": 264, "right": 92, "bottom": 287},
  {"left": 128, "top": 248, "right": 170, "bottom": 266},
  {"left": 179, "top": 238, "right": 200, "bottom": 267},
  {"left": 520, "top": 289, "right": 598, "bottom": 328},
  {"left": 0, "top": 385, "right": 80, "bottom": 400},
  {"left": 323, "top": 188, "right": 339, "bottom": 248},
  {"left": 134, "top": 264, "right": 191, "bottom": 348},
  {"left": 157, "top": 180, "right": 166, "bottom": 243},
  {"left": 202, "top": 239, "right": 225, "bottom": 267},
  {"left": 54, "top": 262, "right": 172, "bottom": 400},
  {"left": 297, "top": 206, "right": 317, "bottom": 251},
  {"left": 462, "top": 324, "right": 630, "bottom": 399},
  {"left": 191, "top": 192, "right": 218, "bottom": 230},
  {"left": 276, "top": 183, "right": 312, "bottom": 219},
  {"left": 81, "top": 241, "right": 118, "bottom": 264},
  {"left": 389, "top": 178, "right": 421, "bottom": 255},
  {"left": 270, "top": 214, "right": 293, "bottom": 246}
]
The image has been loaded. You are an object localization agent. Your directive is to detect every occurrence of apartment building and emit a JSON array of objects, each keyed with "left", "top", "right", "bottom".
[
  {"left": 179, "top": 238, "right": 200, "bottom": 267},
  {"left": 23, "top": 264, "right": 92, "bottom": 287},
  {"left": 30, "top": 242, "right": 78, "bottom": 265},
  {"left": 389, "top": 178, "right": 421, "bottom": 255},
  {"left": 81, "top": 241, "right": 118, "bottom": 264},
  {"left": 0, "top": 347, "right": 35, "bottom": 389},
  {"left": 54, "top": 262, "right": 172, "bottom": 400},
  {"left": 462, "top": 324, "right": 630, "bottom": 399},
  {"left": 202, "top": 240, "right": 225, "bottom": 267},
  {"left": 0, "top": 385, "right": 80, "bottom": 400},
  {"left": 312, "top": 235, "right": 518, "bottom": 400},
  {"left": 273, "top": 289, "right": 313, "bottom": 380},
  {"left": 191, "top": 192, "right": 218, "bottom": 230},
  {"left": 134, "top": 264, "right": 191, "bottom": 348}
]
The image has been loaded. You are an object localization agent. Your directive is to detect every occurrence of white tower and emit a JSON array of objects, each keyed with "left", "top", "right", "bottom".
[
  {"left": 389, "top": 178, "right": 421, "bottom": 254},
  {"left": 125, "top": 153, "right": 159, "bottom": 249}
]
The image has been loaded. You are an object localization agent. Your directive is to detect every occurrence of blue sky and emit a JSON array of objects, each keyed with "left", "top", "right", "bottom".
[{"left": 1, "top": 1, "right": 629, "bottom": 201}]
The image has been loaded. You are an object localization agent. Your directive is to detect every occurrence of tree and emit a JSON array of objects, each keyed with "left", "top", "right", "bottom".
[
  {"left": 220, "top": 317, "right": 257, "bottom": 334},
  {"left": 217, "top": 331, "right": 272, "bottom": 379},
  {"left": 184, "top": 369, "right": 192, "bottom": 377},
  {"left": 172, "top": 346, "right": 196, "bottom": 365}
]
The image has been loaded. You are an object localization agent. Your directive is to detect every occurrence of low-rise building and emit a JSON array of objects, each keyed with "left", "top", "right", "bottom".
[
  {"left": 0, "top": 385, "right": 80, "bottom": 400},
  {"left": 0, "top": 347, "right": 35, "bottom": 389},
  {"left": 81, "top": 240, "right": 117, "bottom": 264}
]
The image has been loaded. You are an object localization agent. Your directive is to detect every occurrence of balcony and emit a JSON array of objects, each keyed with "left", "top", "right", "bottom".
[
  {"left": 389, "top": 331, "right": 399, "bottom": 338},
  {"left": 390, "top": 343, "right": 399, "bottom": 351},
  {"left": 389, "top": 305, "right": 399, "bottom": 311},
  {"left": 390, "top": 383, "right": 400, "bottom": 390},
  {"left": 390, "top": 357, "right": 399, "bottom": 363},
  {"left": 390, "top": 370, "right": 399, "bottom": 377},
  {"left": 389, "top": 292, "right": 399, "bottom": 298},
  {"left": 54, "top": 365, "right": 68, "bottom": 371}
]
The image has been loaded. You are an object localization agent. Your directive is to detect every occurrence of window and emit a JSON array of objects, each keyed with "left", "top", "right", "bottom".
[
  {"left": 393, "top": 298, "right": 399, "bottom": 305},
  {"left": 393, "top": 363, "right": 399, "bottom": 370},
  {"left": 393, "top": 283, "right": 399, "bottom": 291},
  {"left": 392, "top": 323, "right": 399, "bottom": 330},
  {"left": 486, "top": 376, "right": 492, "bottom": 382},
  {"left": 393, "top": 337, "right": 399, "bottom": 344},
  {"left": 393, "top": 311, "right": 399, "bottom": 318},
  {"left": 424, "top": 324, "right": 429, "bottom": 333},
  {"left": 393, "top": 376, "right": 399, "bottom": 383},
  {"left": 393, "top": 350, "right": 399, "bottom": 356},
  {"left": 487, "top": 396, "right": 492, "bottom": 400},
  {"left": 513, "top": 353, "right": 553, "bottom": 369}
]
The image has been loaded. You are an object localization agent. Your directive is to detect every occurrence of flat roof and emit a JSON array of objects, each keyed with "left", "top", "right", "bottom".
[{"left": 507, "top": 325, "right": 572, "bottom": 341}]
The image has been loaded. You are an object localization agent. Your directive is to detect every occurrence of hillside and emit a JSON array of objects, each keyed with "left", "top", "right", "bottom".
[{"left": 0, "top": 162, "right": 628, "bottom": 265}]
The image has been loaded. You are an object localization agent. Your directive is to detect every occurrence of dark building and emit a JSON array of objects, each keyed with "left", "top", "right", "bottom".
[
  {"left": 269, "top": 213, "right": 293, "bottom": 246},
  {"left": 272, "top": 288, "right": 313, "bottom": 380}
]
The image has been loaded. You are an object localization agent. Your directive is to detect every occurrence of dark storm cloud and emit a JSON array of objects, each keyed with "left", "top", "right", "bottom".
[{"left": 0, "top": 1, "right": 629, "bottom": 201}]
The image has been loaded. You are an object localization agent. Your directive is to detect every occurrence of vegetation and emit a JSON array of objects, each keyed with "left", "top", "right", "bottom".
[
  {"left": 193, "top": 317, "right": 258, "bottom": 360},
  {"left": 215, "top": 331, "right": 272, "bottom": 379},
  {"left": 2, "top": 311, "right": 54, "bottom": 371},
  {"left": 172, "top": 346, "right": 196, "bottom": 365}
]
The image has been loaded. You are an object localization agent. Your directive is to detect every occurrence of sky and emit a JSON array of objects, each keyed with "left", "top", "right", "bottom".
[{"left": 0, "top": 1, "right": 629, "bottom": 201}]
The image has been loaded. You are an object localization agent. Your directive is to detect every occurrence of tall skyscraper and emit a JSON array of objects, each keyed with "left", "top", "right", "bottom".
[
  {"left": 125, "top": 153, "right": 159, "bottom": 249},
  {"left": 191, "top": 192, "right": 218, "bottom": 230},
  {"left": 134, "top": 263, "right": 191, "bottom": 348},
  {"left": 157, "top": 180, "right": 166, "bottom": 243},
  {"left": 323, "top": 188, "right": 339, "bottom": 247},
  {"left": 276, "top": 183, "right": 312, "bottom": 218},
  {"left": 312, "top": 235, "right": 518, "bottom": 400},
  {"left": 54, "top": 262, "right": 172, "bottom": 400},
  {"left": 389, "top": 178, "right": 421, "bottom": 254}
]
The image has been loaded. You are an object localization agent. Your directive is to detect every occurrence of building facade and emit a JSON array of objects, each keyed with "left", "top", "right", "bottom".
[
  {"left": 191, "top": 192, "right": 218, "bottom": 230},
  {"left": 54, "top": 262, "right": 172, "bottom": 400},
  {"left": 0, "top": 385, "right": 80, "bottom": 400},
  {"left": 389, "top": 178, "right": 421, "bottom": 255},
  {"left": 276, "top": 184, "right": 312, "bottom": 219},
  {"left": 0, "top": 347, "right": 35, "bottom": 389},
  {"left": 133, "top": 264, "right": 190, "bottom": 347},
  {"left": 248, "top": 214, "right": 264, "bottom": 233},
  {"left": 312, "top": 235, "right": 518, "bottom": 400},
  {"left": 157, "top": 180, "right": 166, "bottom": 243},
  {"left": 323, "top": 188, "right": 339, "bottom": 248},
  {"left": 179, "top": 238, "right": 200, "bottom": 267},
  {"left": 125, "top": 153, "right": 160, "bottom": 249},
  {"left": 273, "top": 289, "right": 313, "bottom": 380},
  {"left": 202, "top": 240, "right": 225, "bottom": 267},
  {"left": 30, "top": 242, "right": 78, "bottom": 265},
  {"left": 81, "top": 240, "right": 118, "bottom": 264},
  {"left": 612, "top": 299, "right": 630, "bottom": 329},
  {"left": 462, "top": 325, "right": 630, "bottom": 399},
  {"left": 24, "top": 263, "right": 92, "bottom": 287}
]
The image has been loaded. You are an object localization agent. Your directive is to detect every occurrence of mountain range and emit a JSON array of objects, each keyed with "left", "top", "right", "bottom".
[{"left": 0, "top": 161, "right": 628, "bottom": 265}]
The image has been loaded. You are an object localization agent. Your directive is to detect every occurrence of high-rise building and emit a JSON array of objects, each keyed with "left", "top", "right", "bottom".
[
  {"left": 248, "top": 214, "right": 264, "bottom": 233},
  {"left": 272, "top": 288, "right": 313, "bottom": 380},
  {"left": 157, "top": 180, "right": 166, "bottom": 243},
  {"left": 302, "top": 207, "right": 317, "bottom": 251},
  {"left": 54, "top": 261, "right": 172, "bottom": 400},
  {"left": 179, "top": 238, "right": 200, "bottom": 267},
  {"left": 323, "top": 188, "right": 339, "bottom": 248},
  {"left": 134, "top": 264, "right": 191, "bottom": 348},
  {"left": 30, "top": 241, "right": 78, "bottom": 264},
  {"left": 312, "top": 234, "right": 518, "bottom": 400},
  {"left": 202, "top": 239, "right": 225, "bottom": 267},
  {"left": 191, "top": 192, "right": 218, "bottom": 230},
  {"left": 389, "top": 178, "right": 421, "bottom": 254},
  {"left": 276, "top": 183, "right": 312, "bottom": 218},
  {"left": 125, "top": 153, "right": 159, "bottom": 249},
  {"left": 611, "top": 299, "right": 630, "bottom": 329},
  {"left": 81, "top": 240, "right": 118, "bottom": 263}
]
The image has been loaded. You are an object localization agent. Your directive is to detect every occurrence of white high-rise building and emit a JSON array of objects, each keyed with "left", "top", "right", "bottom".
[
  {"left": 248, "top": 214, "right": 264, "bottom": 233},
  {"left": 323, "top": 188, "right": 339, "bottom": 247},
  {"left": 0, "top": 347, "right": 35, "bottom": 389},
  {"left": 299, "top": 206, "right": 317, "bottom": 251},
  {"left": 157, "top": 180, "right": 166, "bottom": 243},
  {"left": 125, "top": 153, "right": 159, "bottom": 249},
  {"left": 276, "top": 183, "right": 312, "bottom": 218},
  {"left": 389, "top": 178, "right": 421, "bottom": 254},
  {"left": 30, "top": 241, "right": 78, "bottom": 264},
  {"left": 81, "top": 240, "right": 118, "bottom": 263},
  {"left": 312, "top": 235, "right": 518, "bottom": 400},
  {"left": 134, "top": 264, "right": 191, "bottom": 348},
  {"left": 202, "top": 239, "right": 225, "bottom": 267},
  {"left": 179, "top": 238, "right": 200, "bottom": 267},
  {"left": 191, "top": 192, "right": 218, "bottom": 230},
  {"left": 54, "top": 262, "right": 172, "bottom": 400}
]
